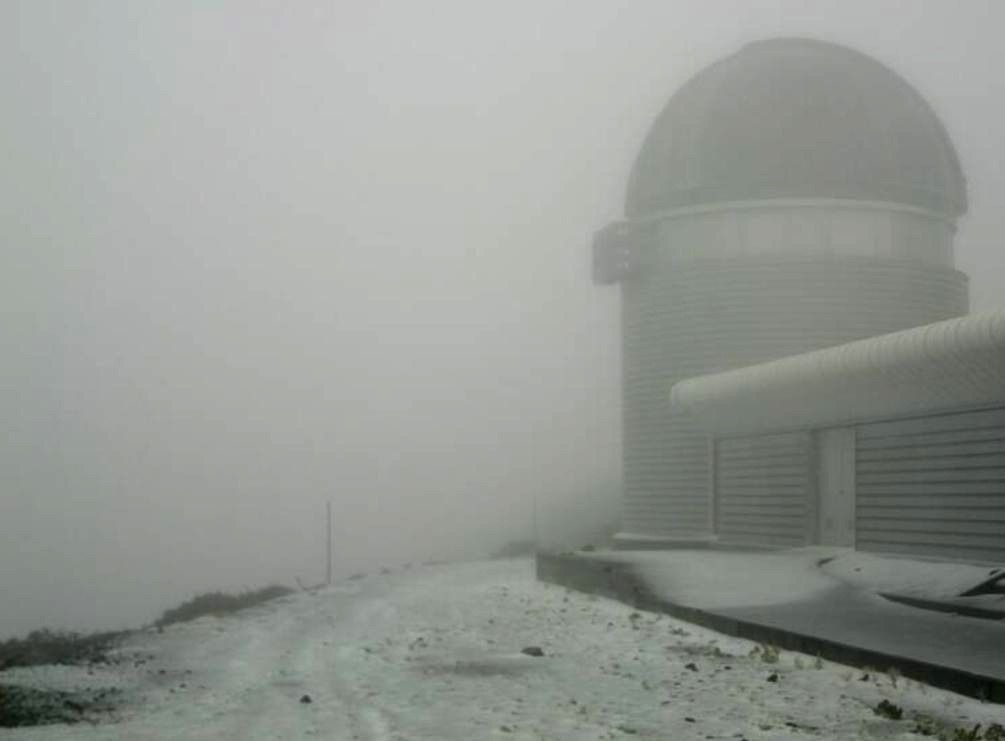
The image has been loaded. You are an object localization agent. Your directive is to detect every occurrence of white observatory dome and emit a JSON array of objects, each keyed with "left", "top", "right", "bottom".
[{"left": 626, "top": 38, "right": 967, "bottom": 221}]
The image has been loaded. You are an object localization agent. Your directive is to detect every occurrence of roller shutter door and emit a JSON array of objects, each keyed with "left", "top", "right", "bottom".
[
  {"left": 715, "top": 432, "right": 812, "bottom": 546},
  {"left": 856, "top": 407, "right": 1005, "bottom": 563}
]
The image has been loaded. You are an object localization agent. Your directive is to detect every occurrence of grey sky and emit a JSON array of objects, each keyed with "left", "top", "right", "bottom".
[{"left": 3, "top": 0, "right": 1004, "bottom": 637}]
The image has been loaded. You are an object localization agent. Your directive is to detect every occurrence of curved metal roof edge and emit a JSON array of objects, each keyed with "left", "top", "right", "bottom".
[
  {"left": 670, "top": 311, "right": 1005, "bottom": 436},
  {"left": 624, "top": 196, "right": 957, "bottom": 227}
]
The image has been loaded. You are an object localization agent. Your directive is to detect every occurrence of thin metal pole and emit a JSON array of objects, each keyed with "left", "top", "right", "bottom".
[
  {"left": 326, "top": 501, "right": 332, "bottom": 586},
  {"left": 532, "top": 493, "right": 539, "bottom": 553}
]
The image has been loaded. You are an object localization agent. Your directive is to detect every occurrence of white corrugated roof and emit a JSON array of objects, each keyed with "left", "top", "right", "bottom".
[{"left": 670, "top": 311, "right": 1005, "bottom": 435}]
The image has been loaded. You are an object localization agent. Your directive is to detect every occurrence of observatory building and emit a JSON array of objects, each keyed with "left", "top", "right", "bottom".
[{"left": 594, "top": 38, "right": 1005, "bottom": 562}]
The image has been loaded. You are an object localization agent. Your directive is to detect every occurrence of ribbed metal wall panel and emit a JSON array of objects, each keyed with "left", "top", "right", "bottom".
[
  {"left": 856, "top": 407, "right": 1005, "bottom": 563},
  {"left": 715, "top": 433, "right": 813, "bottom": 546},
  {"left": 620, "top": 255, "right": 968, "bottom": 537}
]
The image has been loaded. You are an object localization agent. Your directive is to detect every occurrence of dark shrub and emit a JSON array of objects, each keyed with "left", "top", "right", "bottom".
[
  {"left": 0, "top": 684, "right": 120, "bottom": 728},
  {"left": 0, "top": 629, "right": 124, "bottom": 670},
  {"left": 154, "top": 585, "right": 294, "bottom": 628}
]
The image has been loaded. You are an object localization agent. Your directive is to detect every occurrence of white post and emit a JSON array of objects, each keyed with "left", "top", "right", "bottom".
[
  {"left": 532, "top": 494, "right": 539, "bottom": 553},
  {"left": 326, "top": 501, "right": 333, "bottom": 586}
]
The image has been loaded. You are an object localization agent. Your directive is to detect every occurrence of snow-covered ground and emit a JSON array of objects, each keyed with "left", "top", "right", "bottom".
[
  {"left": 2, "top": 558, "right": 1003, "bottom": 740},
  {"left": 820, "top": 551, "right": 1005, "bottom": 604},
  {"left": 603, "top": 548, "right": 840, "bottom": 609},
  {"left": 595, "top": 547, "right": 1005, "bottom": 618}
]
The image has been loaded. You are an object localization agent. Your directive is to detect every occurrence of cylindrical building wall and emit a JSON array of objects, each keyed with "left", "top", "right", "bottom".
[
  {"left": 620, "top": 238, "right": 968, "bottom": 539},
  {"left": 607, "top": 38, "right": 972, "bottom": 544},
  {"left": 650, "top": 201, "right": 957, "bottom": 267}
]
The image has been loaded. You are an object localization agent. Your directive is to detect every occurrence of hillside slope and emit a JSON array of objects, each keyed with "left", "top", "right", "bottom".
[{"left": 1, "top": 559, "right": 1001, "bottom": 740}]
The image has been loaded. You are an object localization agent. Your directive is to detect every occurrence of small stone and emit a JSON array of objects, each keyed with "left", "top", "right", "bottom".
[
  {"left": 521, "top": 646, "right": 545, "bottom": 657},
  {"left": 684, "top": 662, "right": 698, "bottom": 672},
  {"left": 766, "top": 673, "right": 779, "bottom": 683},
  {"left": 300, "top": 694, "right": 312, "bottom": 704}
]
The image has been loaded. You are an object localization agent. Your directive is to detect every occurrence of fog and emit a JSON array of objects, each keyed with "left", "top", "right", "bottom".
[{"left": 3, "top": 0, "right": 1005, "bottom": 639}]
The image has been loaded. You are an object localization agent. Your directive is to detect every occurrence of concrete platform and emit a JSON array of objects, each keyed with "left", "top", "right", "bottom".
[{"left": 537, "top": 549, "right": 1005, "bottom": 703}]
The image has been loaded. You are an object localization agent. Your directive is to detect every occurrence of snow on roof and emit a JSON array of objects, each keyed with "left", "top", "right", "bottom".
[{"left": 669, "top": 311, "right": 1005, "bottom": 435}]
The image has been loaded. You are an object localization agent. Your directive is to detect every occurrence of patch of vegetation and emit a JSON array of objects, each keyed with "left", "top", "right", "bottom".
[
  {"left": 913, "top": 714, "right": 943, "bottom": 737},
  {"left": 913, "top": 714, "right": 942, "bottom": 737},
  {"left": 678, "top": 641, "right": 728, "bottom": 659},
  {"left": 0, "top": 629, "right": 125, "bottom": 671},
  {"left": 0, "top": 684, "right": 119, "bottom": 728},
  {"left": 911, "top": 715, "right": 1005, "bottom": 741},
  {"left": 950, "top": 724, "right": 1005, "bottom": 741},
  {"left": 154, "top": 585, "right": 294, "bottom": 628},
  {"left": 873, "top": 699, "right": 904, "bottom": 720},
  {"left": 748, "top": 643, "right": 780, "bottom": 664}
]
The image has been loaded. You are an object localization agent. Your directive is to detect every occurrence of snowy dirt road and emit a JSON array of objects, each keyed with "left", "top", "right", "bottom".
[{"left": 2, "top": 559, "right": 1003, "bottom": 740}]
